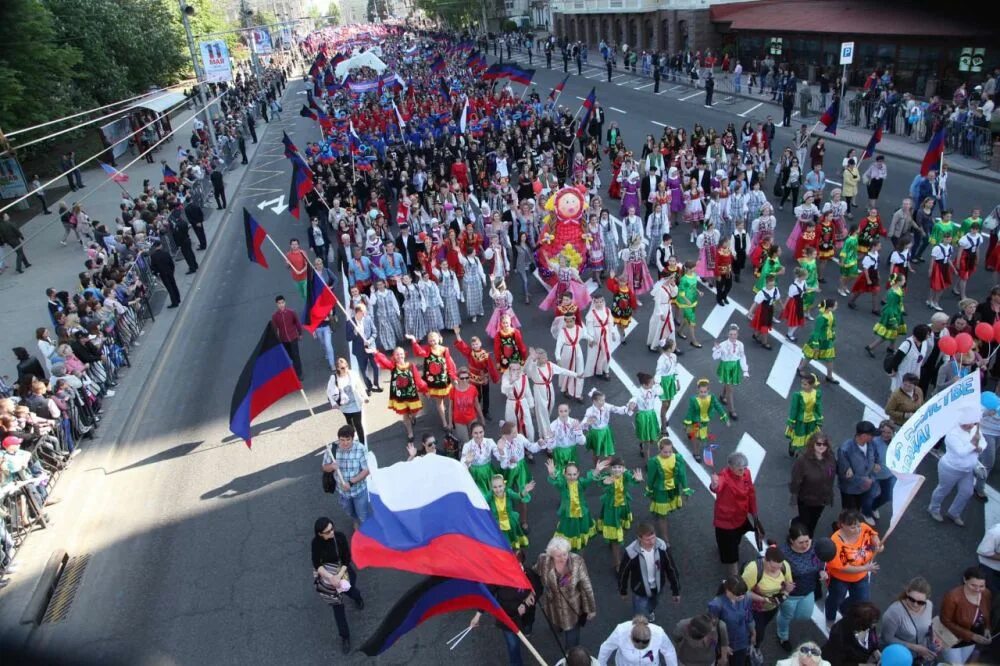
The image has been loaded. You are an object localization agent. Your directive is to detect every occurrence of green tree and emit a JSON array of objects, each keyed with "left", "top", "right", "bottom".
[
  {"left": 325, "top": 1, "right": 341, "bottom": 25},
  {"left": 45, "top": 0, "right": 186, "bottom": 106},
  {"left": 0, "top": 0, "right": 81, "bottom": 131}
]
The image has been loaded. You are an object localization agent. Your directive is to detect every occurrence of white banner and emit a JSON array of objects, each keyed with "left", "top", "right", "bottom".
[
  {"left": 883, "top": 472, "right": 925, "bottom": 542},
  {"left": 199, "top": 40, "right": 233, "bottom": 83},
  {"left": 884, "top": 372, "right": 980, "bottom": 474}
]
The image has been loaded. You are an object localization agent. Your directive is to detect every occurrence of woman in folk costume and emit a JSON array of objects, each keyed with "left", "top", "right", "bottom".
[
  {"left": 682, "top": 176, "right": 705, "bottom": 243},
  {"left": 582, "top": 388, "right": 631, "bottom": 461},
  {"left": 584, "top": 294, "right": 621, "bottom": 380},
  {"left": 676, "top": 261, "right": 703, "bottom": 348},
  {"left": 645, "top": 437, "right": 691, "bottom": 541},
  {"left": 886, "top": 235, "right": 913, "bottom": 292},
  {"left": 373, "top": 346, "right": 429, "bottom": 444},
  {"left": 655, "top": 340, "right": 681, "bottom": 432},
  {"left": 856, "top": 207, "right": 887, "bottom": 255},
  {"left": 622, "top": 205, "right": 645, "bottom": 247},
  {"left": 695, "top": 218, "right": 721, "bottom": 286},
  {"left": 620, "top": 234, "right": 655, "bottom": 296},
  {"left": 407, "top": 331, "right": 457, "bottom": 430},
  {"left": 785, "top": 373, "right": 824, "bottom": 456},
  {"left": 748, "top": 273, "right": 782, "bottom": 350},
  {"left": 798, "top": 298, "right": 840, "bottom": 384},
  {"left": 486, "top": 277, "right": 520, "bottom": 338},
  {"left": 459, "top": 246, "right": 487, "bottom": 323},
  {"left": 629, "top": 372, "right": 662, "bottom": 459},
  {"left": 864, "top": 274, "right": 907, "bottom": 358},
  {"left": 646, "top": 191, "right": 671, "bottom": 259},
  {"left": 782, "top": 267, "right": 809, "bottom": 342},
  {"left": 822, "top": 188, "right": 849, "bottom": 246},
  {"left": 494, "top": 420, "right": 546, "bottom": 532},
  {"left": 712, "top": 323, "right": 750, "bottom": 421},
  {"left": 525, "top": 348, "right": 578, "bottom": 438},
  {"left": 744, "top": 179, "right": 768, "bottom": 230},
  {"left": 552, "top": 312, "right": 590, "bottom": 403},
  {"left": 415, "top": 269, "right": 445, "bottom": 333},
  {"left": 956, "top": 222, "right": 984, "bottom": 301},
  {"left": 596, "top": 457, "right": 644, "bottom": 565},
  {"left": 816, "top": 211, "right": 837, "bottom": 283},
  {"left": 647, "top": 273, "right": 678, "bottom": 351},
  {"left": 483, "top": 233, "right": 511, "bottom": 284},
  {"left": 501, "top": 360, "right": 536, "bottom": 441},
  {"left": 618, "top": 168, "right": 642, "bottom": 218},
  {"left": 461, "top": 422, "right": 499, "bottom": 497},
  {"left": 682, "top": 378, "right": 730, "bottom": 463},
  {"left": 837, "top": 224, "right": 861, "bottom": 297},
  {"left": 749, "top": 203, "right": 777, "bottom": 253},
  {"left": 371, "top": 279, "right": 403, "bottom": 351},
  {"left": 597, "top": 207, "right": 622, "bottom": 276},
  {"left": 539, "top": 255, "right": 592, "bottom": 313},
  {"left": 704, "top": 186, "right": 729, "bottom": 249},
  {"left": 607, "top": 269, "right": 638, "bottom": 345},
  {"left": 585, "top": 214, "right": 608, "bottom": 280},
  {"left": 454, "top": 331, "right": 500, "bottom": 421},
  {"left": 753, "top": 243, "right": 784, "bottom": 293},
  {"left": 546, "top": 403, "right": 586, "bottom": 473},
  {"left": 927, "top": 231, "right": 957, "bottom": 312},
  {"left": 487, "top": 474, "right": 534, "bottom": 552},
  {"left": 434, "top": 263, "right": 464, "bottom": 330},
  {"left": 608, "top": 150, "right": 625, "bottom": 200},
  {"left": 787, "top": 190, "right": 820, "bottom": 252},
  {"left": 397, "top": 273, "right": 428, "bottom": 342},
  {"left": 544, "top": 457, "right": 608, "bottom": 551},
  {"left": 665, "top": 166, "right": 685, "bottom": 220},
  {"left": 847, "top": 238, "right": 882, "bottom": 314},
  {"left": 494, "top": 311, "right": 528, "bottom": 374}
]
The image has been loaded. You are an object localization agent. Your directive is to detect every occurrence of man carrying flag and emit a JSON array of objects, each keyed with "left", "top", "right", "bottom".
[
  {"left": 548, "top": 74, "right": 569, "bottom": 103},
  {"left": 576, "top": 88, "right": 597, "bottom": 139}
]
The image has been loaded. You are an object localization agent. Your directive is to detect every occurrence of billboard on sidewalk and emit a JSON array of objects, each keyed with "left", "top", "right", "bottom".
[
  {"left": 252, "top": 28, "right": 273, "bottom": 54},
  {"left": 199, "top": 39, "right": 233, "bottom": 83},
  {"left": 0, "top": 156, "right": 28, "bottom": 199}
]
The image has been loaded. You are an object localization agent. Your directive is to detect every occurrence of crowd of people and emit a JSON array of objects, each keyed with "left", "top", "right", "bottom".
[{"left": 281, "top": 23, "right": 1000, "bottom": 666}]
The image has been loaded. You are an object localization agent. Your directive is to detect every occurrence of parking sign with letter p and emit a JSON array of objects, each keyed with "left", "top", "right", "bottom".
[{"left": 840, "top": 42, "right": 854, "bottom": 65}]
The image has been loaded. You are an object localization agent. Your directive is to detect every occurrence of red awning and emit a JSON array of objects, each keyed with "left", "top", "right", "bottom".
[{"left": 710, "top": 0, "right": 992, "bottom": 38}]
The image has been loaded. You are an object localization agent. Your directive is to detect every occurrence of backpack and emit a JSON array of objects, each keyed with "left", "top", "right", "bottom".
[
  {"left": 884, "top": 339, "right": 912, "bottom": 374},
  {"left": 740, "top": 557, "right": 790, "bottom": 611}
]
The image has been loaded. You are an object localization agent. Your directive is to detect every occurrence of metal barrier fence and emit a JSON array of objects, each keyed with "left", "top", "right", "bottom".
[{"left": 120, "top": 250, "right": 157, "bottom": 323}]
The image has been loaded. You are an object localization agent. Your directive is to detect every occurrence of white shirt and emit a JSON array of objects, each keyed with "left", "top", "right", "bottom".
[
  {"left": 640, "top": 547, "right": 657, "bottom": 588},
  {"left": 629, "top": 387, "right": 661, "bottom": 412},
  {"left": 548, "top": 417, "right": 585, "bottom": 449},
  {"left": 941, "top": 426, "right": 983, "bottom": 472},
  {"left": 711, "top": 339, "right": 749, "bottom": 375},
  {"left": 584, "top": 403, "right": 628, "bottom": 430},
  {"left": 462, "top": 438, "right": 498, "bottom": 466},
  {"left": 977, "top": 523, "right": 1000, "bottom": 572},
  {"left": 598, "top": 621, "right": 678, "bottom": 666}
]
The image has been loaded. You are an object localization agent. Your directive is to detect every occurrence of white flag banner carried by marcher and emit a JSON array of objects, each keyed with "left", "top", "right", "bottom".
[
  {"left": 459, "top": 98, "right": 469, "bottom": 134},
  {"left": 884, "top": 372, "right": 980, "bottom": 474},
  {"left": 882, "top": 472, "right": 925, "bottom": 541},
  {"left": 199, "top": 40, "right": 233, "bottom": 83}
]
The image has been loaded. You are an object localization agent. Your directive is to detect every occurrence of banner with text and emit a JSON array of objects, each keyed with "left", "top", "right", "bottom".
[
  {"left": 885, "top": 372, "right": 980, "bottom": 474},
  {"left": 252, "top": 28, "right": 273, "bottom": 54},
  {"left": 199, "top": 40, "right": 233, "bottom": 83},
  {"left": 0, "top": 157, "right": 29, "bottom": 199}
]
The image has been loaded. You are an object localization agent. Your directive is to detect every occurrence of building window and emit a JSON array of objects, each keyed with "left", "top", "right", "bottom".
[
  {"left": 769, "top": 37, "right": 783, "bottom": 56},
  {"left": 959, "top": 47, "right": 986, "bottom": 73}
]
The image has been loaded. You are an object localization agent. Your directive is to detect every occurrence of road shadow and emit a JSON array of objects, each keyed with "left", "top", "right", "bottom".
[
  {"left": 199, "top": 447, "right": 320, "bottom": 500},
  {"left": 109, "top": 440, "right": 207, "bottom": 474},
  {"left": 220, "top": 403, "right": 331, "bottom": 444}
]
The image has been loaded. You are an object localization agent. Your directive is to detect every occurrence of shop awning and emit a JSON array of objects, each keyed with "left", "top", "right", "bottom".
[{"left": 130, "top": 91, "right": 187, "bottom": 114}]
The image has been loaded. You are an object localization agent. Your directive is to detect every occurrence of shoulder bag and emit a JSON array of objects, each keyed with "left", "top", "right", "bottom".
[
  {"left": 314, "top": 535, "right": 348, "bottom": 605},
  {"left": 322, "top": 444, "right": 337, "bottom": 494}
]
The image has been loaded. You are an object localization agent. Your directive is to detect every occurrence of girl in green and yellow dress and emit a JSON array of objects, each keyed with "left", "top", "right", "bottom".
[
  {"left": 864, "top": 273, "right": 907, "bottom": 358},
  {"left": 785, "top": 374, "right": 823, "bottom": 456},
  {"left": 655, "top": 340, "right": 680, "bottom": 434},
  {"left": 798, "top": 245, "right": 820, "bottom": 319},
  {"left": 595, "top": 457, "right": 643, "bottom": 567},
  {"left": 645, "top": 437, "right": 692, "bottom": 541},
  {"left": 544, "top": 457, "right": 609, "bottom": 551},
  {"left": 798, "top": 298, "right": 840, "bottom": 384},
  {"left": 676, "top": 261, "right": 703, "bottom": 348},
  {"left": 753, "top": 244, "right": 784, "bottom": 294},
  {"left": 837, "top": 225, "right": 860, "bottom": 297},
  {"left": 629, "top": 372, "right": 662, "bottom": 459},
  {"left": 682, "top": 378, "right": 730, "bottom": 463},
  {"left": 487, "top": 474, "right": 535, "bottom": 553}
]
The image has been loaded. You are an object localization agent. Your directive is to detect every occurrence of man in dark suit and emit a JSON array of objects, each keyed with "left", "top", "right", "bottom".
[
  {"left": 345, "top": 304, "right": 380, "bottom": 393},
  {"left": 689, "top": 159, "right": 712, "bottom": 193},
  {"left": 184, "top": 199, "right": 207, "bottom": 249},
  {"left": 246, "top": 114, "right": 258, "bottom": 143},
  {"left": 732, "top": 223, "right": 748, "bottom": 282},
  {"left": 396, "top": 224, "right": 420, "bottom": 271},
  {"left": 210, "top": 169, "right": 226, "bottom": 209},
  {"left": 588, "top": 103, "right": 605, "bottom": 143},
  {"left": 641, "top": 167, "right": 661, "bottom": 219},
  {"left": 149, "top": 240, "right": 180, "bottom": 308}
]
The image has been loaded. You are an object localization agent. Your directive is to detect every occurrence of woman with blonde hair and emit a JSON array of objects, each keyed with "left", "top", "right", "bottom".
[{"left": 534, "top": 535, "right": 596, "bottom": 650}]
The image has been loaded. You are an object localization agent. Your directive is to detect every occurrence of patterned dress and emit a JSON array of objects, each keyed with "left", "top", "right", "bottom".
[
  {"left": 549, "top": 472, "right": 598, "bottom": 551},
  {"left": 460, "top": 254, "right": 486, "bottom": 319},
  {"left": 399, "top": 282, "right": 427, "bottom": 341},
  {"left": 372, "top": 289, "right": 403, "bottom": 350},
  {"left": 373, "top": 353, "right": 426, "bottom": 414},
  {"left": 600, "top": 216, "right": 621, "bottom": 275},
  {"left": 411, "top": 342, "right": 457, "bottom": 398},
  {"left": 488, "top": 488, "right": 531, "bottom": 550},
  {"left": 786, "top": 388, "right": 823, "bottom": 450},
  {"left": 438, "top": 270, "right": 463, "bottom": 329}
]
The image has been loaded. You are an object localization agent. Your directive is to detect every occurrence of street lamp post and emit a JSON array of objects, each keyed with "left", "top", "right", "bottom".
[{"left": 179, "top": 0, "right": 218, "bottom": 146}]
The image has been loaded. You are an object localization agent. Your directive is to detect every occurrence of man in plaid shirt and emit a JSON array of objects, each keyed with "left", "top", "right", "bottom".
[{"left": 322, "top": 425, "right": 370, "bottom": 528}]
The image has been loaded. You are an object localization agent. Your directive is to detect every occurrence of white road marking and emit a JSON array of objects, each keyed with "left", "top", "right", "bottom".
[
  {"left": 864, "top": 406, "right": 885, "bottom": 427},
  {"left": 701, "top": 302, "right": 735, "bottom": 338},
  {"left": 738, "top": 102, "right": 764, "bottom": 118},
  {"left": 256, "top": 195, "right": 288, "bottom": 215},
  {"left": 766, "top": 343, "right": 802, "bottom": 399},
  {"left": 609, "top": 106, "right": 627, "bottom": 114},
  {"left": 826, "top": 179, "right": 843, "bottom": 187},
  {"left": 610, "top": 74, "right": 628, "bottom": 81},
  {"left": 668, "top": 85, "right": 684, "bottom": 91},
  {"left": 587, "top": 72, "right": 606, "bottom": 80},
  {"left": 678, "top": 91, "right": 702, "bottom": 101},
  {"left": 793, "top": 111, "right": 800, "bottom": 117},
  {"left": 635, "top": 83, "right": 654, "bottom": 90},
  {"left": 736, "top": 432, "right": 766, "bottom": 481},
  {"left": 651, "top": 121, "right": 667, "bottom": 127}
]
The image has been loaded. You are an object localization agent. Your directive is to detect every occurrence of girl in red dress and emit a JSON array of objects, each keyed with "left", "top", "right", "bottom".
[
  {"left": 748, "top": 274, "right": 781, "bottom": 349},
  {"left": 816, "top": 212, "right": 837, "bottom": 283},
  {"left": 848, "top": 239, "right": 882, "bottom": 314},
  {"left": 956, "top": 223, "right": 984, "bottom": 300},
  {"left": 408, "top": 331, "right": 457, "bottom": 430},
  {"left": 795, "top": 220, "right": 819, "bottom": 260},
  {"left": 928, "top": 231, "right": 957, "bottom": 312},
  {"left": 607, "top": 271, "right": 639, "bottom": 344},
  {"left": 373, "top": 346, "right": 429, "bottom": 444},
  {"left": 781, "top": 267, "right": 808, "bottom": 342}
]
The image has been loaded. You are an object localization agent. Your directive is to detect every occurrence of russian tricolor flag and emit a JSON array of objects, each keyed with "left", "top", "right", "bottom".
[
  {"left": 162, "top": 164, "right": 178, "bottom": 184},
  {"left": 818, "top": 99, "right": 839, "bottom": 135},
  {"left": 430, "top": 55, "right": 445, "bottom": 74},
  {"left": 352, "top": 455, "right": 531, "bottom": 589},
  {"left": 920, "top": 125, "right": 946, "bottom": 176}
]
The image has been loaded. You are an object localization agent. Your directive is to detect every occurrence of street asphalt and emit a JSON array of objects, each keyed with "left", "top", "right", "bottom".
[{"left": 2, "top": 61, "right": 1000, "bottom": 666}]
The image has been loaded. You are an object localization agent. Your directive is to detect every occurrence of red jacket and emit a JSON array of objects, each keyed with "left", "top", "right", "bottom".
[
  {"left": 271, "top": 309, "right": 302, "bottom": 342},
  {"left": 712, "top": 467, "right": 758, "bottom": 529}
]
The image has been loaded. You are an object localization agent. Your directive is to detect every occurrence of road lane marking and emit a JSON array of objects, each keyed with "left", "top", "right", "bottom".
[
  {"left": 609, "top": 106, "right": 627, "bottom": 114},
  {"left": 701, "top": 302, "right": 736, "bottom": 338},
  {"left": 635, "top": 83, "right": 654, "bottom": 90},
  {"left": 610, "top": 74, "right": 628, "bottom": 81},
  {"left": 738, "top": 102, "right": 764, "bottom": 118},
  {"left": 826, "top": 179, "right": 843, "bottom": 187},
  {"left": 678, "top": 91, "right": 702, "bottom": 101},
  {"left": 736, "top": 433, "right": 765, "bottom": 481},
  {"left": 766, "top": 343, "right": 802, "bottom": 399},
  {"left": 668, "top": 85, "right": 684, "bottom": 91},
  {"left": 651, "top": 121, "right": 667, "bottom": 127}
]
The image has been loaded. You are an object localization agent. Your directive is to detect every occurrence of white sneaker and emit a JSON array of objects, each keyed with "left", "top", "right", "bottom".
[{"left": 872, "top": 509, "right": 880, "bottom": 519}]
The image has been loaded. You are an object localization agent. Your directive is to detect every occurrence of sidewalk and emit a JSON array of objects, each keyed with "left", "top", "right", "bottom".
[
  {"left": 505, "top": 53, "right": 1000, "bottom": 183},
  {"left": 0, "top": 98, "right": 264, "bottom": 382}
]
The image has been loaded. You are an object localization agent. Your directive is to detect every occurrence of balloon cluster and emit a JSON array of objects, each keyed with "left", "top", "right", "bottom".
[{"left": 937, "top": 322, "right": 1000, "bottom": 356}]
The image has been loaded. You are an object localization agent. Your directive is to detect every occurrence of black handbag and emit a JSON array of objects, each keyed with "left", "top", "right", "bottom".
[{"left": 322, "top": 471, "right": 337, "bottom": 494}]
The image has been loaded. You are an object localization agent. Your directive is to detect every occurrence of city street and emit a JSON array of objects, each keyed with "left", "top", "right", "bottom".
[{"left": 2, "top": 56, "right": 1000, "bottom": 666}]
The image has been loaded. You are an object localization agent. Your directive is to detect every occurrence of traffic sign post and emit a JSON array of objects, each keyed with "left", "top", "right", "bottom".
[{"left": 838, "top": 41, "right": 854, "bottom": 115}]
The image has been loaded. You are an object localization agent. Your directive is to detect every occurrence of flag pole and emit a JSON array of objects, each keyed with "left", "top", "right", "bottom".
[
  {"left": 516, "top": 631, "right": 549, "bottom": 666},
  {"left": 298, "top": 389, "right": 315, "bottom": 416}
]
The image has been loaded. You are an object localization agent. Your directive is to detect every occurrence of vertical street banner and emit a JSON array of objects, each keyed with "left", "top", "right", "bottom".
[
  {"left": 884, "top": 372, "right": 981, "bottom": 474},
  {"left": 279, "top": 26, "right": 294, "bottom": 49},
  {"left": 199, "top": 40, "right": 233, "bottom": 83},
  {"left": 0, "top": 156, "right": 28, "bottom": 199},
  {"left": 253, "top": 28, "right": 273, "bottom": 54}
]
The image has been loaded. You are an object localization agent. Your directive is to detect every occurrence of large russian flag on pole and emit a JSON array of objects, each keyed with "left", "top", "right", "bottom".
[
  {"left": 920, "top": 125, "right": 946, "bottom": 176},
  {"left": 352, "top": 455, "right": 531, "bottom": 589}
]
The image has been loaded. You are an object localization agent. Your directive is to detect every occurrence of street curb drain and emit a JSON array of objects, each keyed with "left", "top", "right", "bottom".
[{"left": 40, "top": 554, "right": 90, "bottom": 624}]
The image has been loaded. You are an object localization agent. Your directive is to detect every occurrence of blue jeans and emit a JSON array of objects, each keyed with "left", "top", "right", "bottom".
[
  {"left": 631, "top": 593, "right": 660, "bottom": 618},
  {"left": 734, "top": 74, "right": 742, "bottom": 92},
  {"left": 502, "top": 628, "right": 523, "bottom": 666},
  {"left": 841, "top": 484, "right": 878, "bottom": 519},
  {"left": 315, "top": 326, "right": 335, "bottom": 369},
  {"left": 777, "top": 594, "right": 816, "bottom": 640},
  {"left": 339, "top": 490, "right": 370, "bottom": 524},
  {"left": 825, "top": 576, "right": 871, "bottom": 622},
  {"left": 872, "top": 476, "right": 896, "bottom": 511}
]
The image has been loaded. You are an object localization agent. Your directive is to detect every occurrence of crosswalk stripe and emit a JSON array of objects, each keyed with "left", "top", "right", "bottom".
[
  {"left": 736, "top": 433, "right": 766, "bottom": 481},
  {"left": 765, "top": 342, "right": 802, "bottom": 399},
  {"left": 701, "top": 303, "right": 735, "bottom": 338}
]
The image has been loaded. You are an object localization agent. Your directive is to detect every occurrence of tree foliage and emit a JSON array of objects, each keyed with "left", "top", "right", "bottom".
[
  {"left": 325, "top": 1, "right": 342, "bottom": 25},
  {"left": 412, "top": 0, "right": 476, "bottom": 28}
]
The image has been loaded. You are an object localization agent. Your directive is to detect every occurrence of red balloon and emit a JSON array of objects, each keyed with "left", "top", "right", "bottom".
[
  {"left": 955, "top": 332, "right": 974, "bottom": 354},
  {"left": 938, "top": 336, "right": 958, "bottom": 356},
  {"left": 993, "top": 321, "right": 1000, "bottom": 343},
  {"left": 976, "top": 322, "right": 995, "bottom": 342}
]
